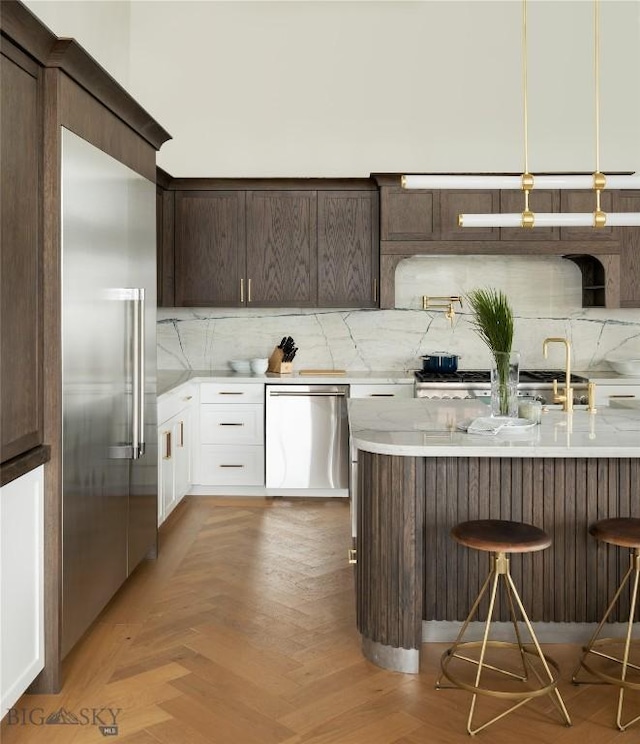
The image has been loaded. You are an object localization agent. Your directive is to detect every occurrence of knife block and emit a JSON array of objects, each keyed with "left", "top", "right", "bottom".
[{"left": 267, "top": 347, "right": 292, "bottom": 374}]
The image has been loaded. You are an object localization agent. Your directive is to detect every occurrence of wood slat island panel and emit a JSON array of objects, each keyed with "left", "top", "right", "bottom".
[{"left": 356, "top": 452, "right": 640, "bottom": 657}]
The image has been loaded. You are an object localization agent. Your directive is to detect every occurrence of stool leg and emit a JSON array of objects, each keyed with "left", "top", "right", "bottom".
[
  {"left": 439, "top": 552, "right": 571, "bottom": 735},
  {"left": 572, "top": 548, "right": 640, "bottom": 732},
  {"left": 616, "top": 549, "right": 640, "bottom": 732},
  {"left": 505, "top": 571, "right": 572, "bottom": 727}
]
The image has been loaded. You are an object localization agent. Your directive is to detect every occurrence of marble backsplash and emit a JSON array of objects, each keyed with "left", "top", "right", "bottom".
[{"left": 157, "top": 256, "right": 640, "bottom": 373}]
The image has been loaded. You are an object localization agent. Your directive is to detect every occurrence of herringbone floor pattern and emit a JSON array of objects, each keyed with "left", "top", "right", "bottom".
[{"left": 2, "top": 497, "right": 636, "bottom": 743}]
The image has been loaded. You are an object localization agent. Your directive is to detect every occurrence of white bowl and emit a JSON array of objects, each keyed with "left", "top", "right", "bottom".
[
  {"left": 607, "top": 358, "right": 640, "bottom": 376},
  {"left": 229, "top": 359, "right": 251, "bottom": 373},
  {"left": 250, "top": 358, "right": 269, "bottom": 375}
]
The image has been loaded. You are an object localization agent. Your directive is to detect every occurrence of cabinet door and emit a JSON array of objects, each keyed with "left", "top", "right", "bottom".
[
  {"left": 175, "top": 191, "right": 246, "bottom": 306},
  {"left": 500, "top": 189, "right": 560, "bottom": 240},
  {"left": 246, "top": 191, "right": 317, "bottom": 306},
  {"left": 440, "top": 190, "right": 500, "bottom": 240},
  {"left": 614, "top": 191, "right": 640, "bottom": 307},
  {"left": 158, "top": 425, "right": 175, "bottom": 524},
  {"left": 1, "top": 47, "right": 42, "bottom": 462},
  {"left": 174, "top": 409, "right": 191, "bottom": 503},
  {"left": 560, "top": 190, "right": 615, "bottom": 240},
  {"left": 318, "top": 191, "right": 379, "bottom": 307},
  {"left": 380, "top": 187, "right": 436, "bottom": 241}
]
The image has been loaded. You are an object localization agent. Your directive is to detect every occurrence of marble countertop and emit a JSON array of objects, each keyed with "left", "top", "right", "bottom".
[
  {"left": 157, "top": 369, "right": 415, "bottom": 397},
  {"left": 349, "top": 398, "right": 640, "bottom": 458}
]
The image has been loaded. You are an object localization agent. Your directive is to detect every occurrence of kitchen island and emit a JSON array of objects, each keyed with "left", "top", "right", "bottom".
[{"left": 349, "top": 398, "right": 640, "bottom": 673}]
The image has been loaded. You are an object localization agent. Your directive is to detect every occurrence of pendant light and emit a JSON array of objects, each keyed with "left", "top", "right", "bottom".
[{"left": 403, "top": 0, "right": 640, "bottom": 229}]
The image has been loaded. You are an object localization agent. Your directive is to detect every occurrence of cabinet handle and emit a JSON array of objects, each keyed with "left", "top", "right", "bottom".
[
  {"left": 373, "top": 278, "right": 378, "bottom": 303},
  {"left": 219, "top": 464, "right": 245, "bottom": 468},
  {"left": 370, "top": 393, "right": 394, "bottom": 397},
  {"left": 609, "top": 394, "right": 636, "bottom": 398},
  {"left": 163, "top": 430, "right": 172, "bottom": 460},
  {"left": 219, "top": 391, "right": 244, "bottom": 395},
  {"left": 184, "top": 395, "right": 193, "bottom": 401},
  {"left": 348, "top": 548, "right": 357, "bottom": 564},
  {"left": 219, "top": 422, "right": 244, "bottom": 426},
  {"left": 240, "top": 278, "right": 244, "bottom": 303},
  {"left": 179, "top": 420, "right": 185, "bottom": 447},
  {"left": 248, "top": 278, "right": 252, "bottom": 303}
]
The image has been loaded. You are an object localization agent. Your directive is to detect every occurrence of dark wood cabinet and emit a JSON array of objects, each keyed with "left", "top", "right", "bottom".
[
  {"left": 439, "top": 190, "right": 500, "bottom": 240},
  {"left": 500, "top": 189, "right": 560, "bottom": 240},
  {"left": 317, "top": 191, "right": 379, "bottom": 307},
  {"left": 380, "top": 187, "right": 436, "bottom": 241},
  {"left": 560, "top": 190, "right": 615, "bottom": 240},
  {"left": 614, "top": 190, "right": 640, "bottom": 307},
  {"left": 245, "top": 191, "right": 317, "bottom": 307},
  {"left": 174, "top": 190, "right": 246, "bottom": 306},
  {"left": 1, "top": 43, "right": 43, "bottom": 463}
]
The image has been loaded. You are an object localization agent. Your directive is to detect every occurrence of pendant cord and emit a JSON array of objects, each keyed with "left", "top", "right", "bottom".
[
  {"left": 522, "top": 0, "right": 531, "bottom": 216},
  {"left": 594, "top": 0, "right": 602, "bottom": 212}
]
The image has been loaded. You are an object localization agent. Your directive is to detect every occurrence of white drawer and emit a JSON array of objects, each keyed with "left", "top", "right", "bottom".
[
  {"left": 158, "top": 383, "right": 197, "bottom": 424},
  {"left": 200, "top": 383, "right": 264, "bottom": 404},
  {"left": 595, "top": 384, "right": 640, "bottom": 406},
  {"left": 200, "top": 404, "right": 264, "bottom": 444},
  {"left": 198, "top": 445, "right": 264, "bottom": 485},
  {"left": 349, "top": 383, "right": 414, "bottom": 399}
]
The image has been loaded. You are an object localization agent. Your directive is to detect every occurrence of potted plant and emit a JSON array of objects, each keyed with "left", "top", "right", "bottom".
[{"left": 466, "top": 287, "right": 519, "bottom": 417}]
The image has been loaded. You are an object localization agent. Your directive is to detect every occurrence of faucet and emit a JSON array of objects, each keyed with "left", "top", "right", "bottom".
[{"left": 542, "top": 337, "right": 573, "bottom": 412}]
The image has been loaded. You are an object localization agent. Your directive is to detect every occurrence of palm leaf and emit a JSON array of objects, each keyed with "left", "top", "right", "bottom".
[{"left": 466, "top": 288, "right": 514, "bottom": 357}]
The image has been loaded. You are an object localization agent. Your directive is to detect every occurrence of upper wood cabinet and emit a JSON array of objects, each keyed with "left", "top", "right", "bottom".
[
  {"left": 167, "top": 182, "right": 379, "bottom": 309},
  {"left": 614, "top": 190, "right": 640, "bottom": 307},
  {"left": 245, "top": 191, "right": 317, "bottom": 307},
  {"left": 500, "top": 189, "right": 560, "bottom": 240},
  {"left": 317, "top": 191, "right": 379, "bottom": 307},
  {"left": 175, "top": 191, "right": 246, "bottom": 306},
  {"left": 1, "top": 43, "right": 43, "bottom": 464},
  {"left": 560, "top": 190, "right": 616, "bottom": 241},
  {"left": 380, "top": 187, "right": 436, "bottom": 241},
  {"left": 439, "top": 190, "right": 500, "bottom": 240}
]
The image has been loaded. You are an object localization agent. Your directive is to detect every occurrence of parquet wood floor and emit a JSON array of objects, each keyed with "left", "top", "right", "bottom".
[{"left": 2, "top": 496, "right": 636, "bottom": 743}]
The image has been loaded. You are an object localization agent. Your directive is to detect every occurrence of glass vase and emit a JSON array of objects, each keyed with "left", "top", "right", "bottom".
[{"left": 491, "top": 351, "right": 520, "bottom": 418}]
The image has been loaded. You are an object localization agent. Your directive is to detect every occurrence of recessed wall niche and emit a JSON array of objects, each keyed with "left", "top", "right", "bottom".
[{"left": 394, "top": 255, "right": 583, "bottom": 316}]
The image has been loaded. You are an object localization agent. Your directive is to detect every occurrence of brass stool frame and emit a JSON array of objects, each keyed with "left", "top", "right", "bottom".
[
  {"left": 436, "top": 551, "right": 572, "bottom": 736},
  {"left": 572, "top": 547, "right": 640, "bottom": 732}
]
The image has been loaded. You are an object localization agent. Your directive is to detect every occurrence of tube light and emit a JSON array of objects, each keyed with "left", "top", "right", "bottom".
[
  {"left": 458, "top": 212, "right": 640, "bottom": 228},
  {"left": 401, "top": 174, "right": 640, "bottom": 191}
]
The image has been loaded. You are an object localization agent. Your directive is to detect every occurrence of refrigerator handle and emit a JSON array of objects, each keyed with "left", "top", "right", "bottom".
[
  {"left": 137, "top": 288, "right": 145, "bottom": 457},
  {"left": 131, "top": 288, "right": 145, "bottom": 459}
]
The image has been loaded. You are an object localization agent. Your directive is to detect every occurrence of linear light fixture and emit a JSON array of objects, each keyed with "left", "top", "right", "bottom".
[
  {"left": 401, "top": 174, "right": 640, "bottom": 191},
  {"left": 403, "top": 0, "right": 640, "bottom": 229}
]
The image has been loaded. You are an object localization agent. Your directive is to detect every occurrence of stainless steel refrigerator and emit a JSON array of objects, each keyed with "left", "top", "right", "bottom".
[{"left": 61, "top": 128, "right": 157, "bottom": 657}]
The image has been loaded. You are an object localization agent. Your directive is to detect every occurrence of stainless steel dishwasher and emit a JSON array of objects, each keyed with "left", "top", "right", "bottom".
[{"left": 266, "top": 384, "right": 349, "bottom": 493}]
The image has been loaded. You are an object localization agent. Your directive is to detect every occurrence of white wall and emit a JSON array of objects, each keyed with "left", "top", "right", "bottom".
[
  {"left": 22, "top": 1, "right": 640, "bottom": 178},
  {"left": 23, "top": 0, "right": 132, "bottom": 87}
]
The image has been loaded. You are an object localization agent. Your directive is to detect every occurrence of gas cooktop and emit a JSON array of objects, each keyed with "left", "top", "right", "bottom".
[{"left": 414, "top": 369, "right": 588, "bottom": 384}]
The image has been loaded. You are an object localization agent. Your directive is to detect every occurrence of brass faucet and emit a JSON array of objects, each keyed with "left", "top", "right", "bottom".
[{"left": 542, "top": 337, "right": 573, "bottom": 412}]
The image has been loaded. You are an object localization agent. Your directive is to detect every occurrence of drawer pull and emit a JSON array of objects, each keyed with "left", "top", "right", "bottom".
[
  {"left": 219, "top": 422, "right": 245, "bottom": 426},
  {"left": 218, "top": 391, "right": 244, "bottom": 395},
  {"left": 609, "top": 394, "right": 636, "bottom": 399},
  {"left": 184, "top": 395, "right": 193, "bottom": 401},
  {"left": 219, "top": 464, "right": 245, "bottom": 468},
  {"left": 348, "top": 548, "right": 357, "bottom": 564},
  {"left": 370, "top": 393, "right": 394, "bottom": 397}
]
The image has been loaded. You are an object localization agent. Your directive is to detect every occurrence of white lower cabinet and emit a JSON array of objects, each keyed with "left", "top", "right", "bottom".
[
  {"left": 593, "top": 383, "right": 640, "bottom": 407},
  {"left": 348, "top": 382, "right": 414, "bottom": 537},
  {"left": 158, "top": 384, "right": 195, "bottom": 525},
  {"left": 1, "top": 466, "right": 44, "bottom": 718},
  {"left": 195, "top": 383, "right": 265, "bottom": 487}
]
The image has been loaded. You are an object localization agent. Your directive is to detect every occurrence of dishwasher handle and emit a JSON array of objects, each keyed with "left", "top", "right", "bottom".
[{"left": 268, "top": 390, "right": 347, "bottom": 398}]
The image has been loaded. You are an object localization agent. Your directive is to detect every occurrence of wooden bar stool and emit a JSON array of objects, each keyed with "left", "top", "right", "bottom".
[
  {"left": 572, "top": 517, "right": 640, "bottom": 732},
  {"left": 436, "top": 519, "right": 572, "bottom": 736}
]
